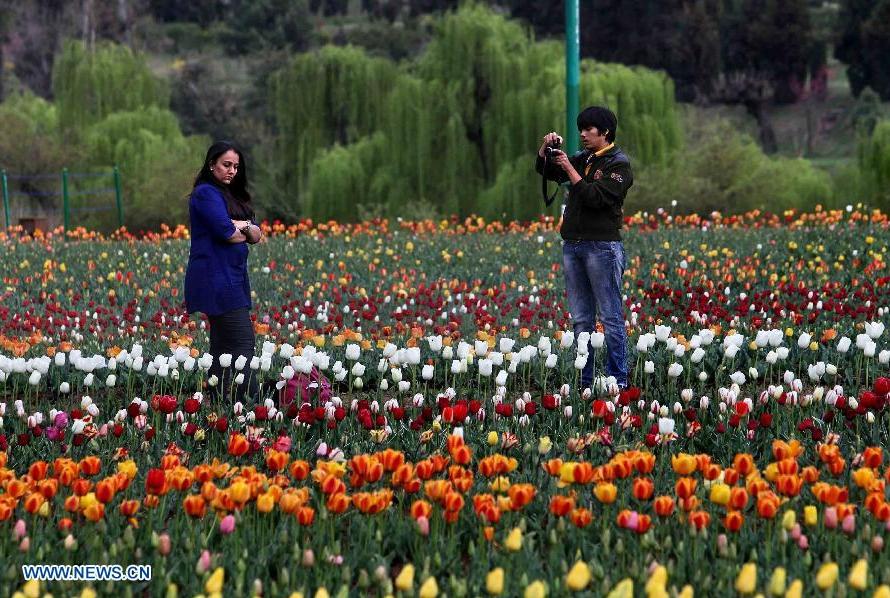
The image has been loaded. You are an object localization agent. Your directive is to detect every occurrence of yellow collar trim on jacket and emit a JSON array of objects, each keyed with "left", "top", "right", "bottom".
[{"left": 594, "top": 143, "right": 615, "bottom": 157}]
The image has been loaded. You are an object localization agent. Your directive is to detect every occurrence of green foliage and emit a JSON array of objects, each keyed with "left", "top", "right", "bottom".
[
  {"left": 83, "top": 107, "right": 209, "bottom": 231},
  {"left": 630, "top": 117, "right": 832, "bottom": 215},
  {"left": 858, "top": 119, "right": 890, "bottom": 208},
  {"left": 272, "top": 4, "right": 680, "bottom": 221},
  {"left": 836, "top": 0, "right": 890, "bottom": 101},
  {"left": 52, "top": 40, "right": 169, "bottom": 134}
]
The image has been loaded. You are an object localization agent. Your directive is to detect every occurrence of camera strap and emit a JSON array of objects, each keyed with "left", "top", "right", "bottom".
[{"left": 542, "top": 176, "right": 560, "bottom": 207}]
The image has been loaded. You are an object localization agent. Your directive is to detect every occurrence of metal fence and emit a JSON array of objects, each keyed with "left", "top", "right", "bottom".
[{"left": 0, "top": 166, "right": 124, "bottom": 232}]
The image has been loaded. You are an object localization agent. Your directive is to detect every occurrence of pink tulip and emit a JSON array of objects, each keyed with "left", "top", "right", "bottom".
[
  {"left": 272, "top": 435, "right": 292, "bottom": 452},
  {"left": 416, "top": 516, "right": 430, "bottom": 536},
  {"left": 873, "top": 536, "right": 884, "bottom": 552},
  {"left": 824, "top": 507, "right": 838, "bottom": 529},
  {"left": 716, "top": 534, "right": 728, "bottom": 552},
  {"left": 197, "top": 550, "right": 212, "bottom": 574},
  {"left": 158, "top": 533, "right": 171, "bottom": 556},
  {"left": 302, "top": 549, "right": 315, "bottom": 567},
  {"left": 219, "top": 515, "right": 236, "bottom": 535},
  {"left": 842, "top": 514, "right": 856, "bottom": 535},
  {"left": 19, "top": 537, "right": 30, "bottom": 552},
  {"left": 13, "top": 519, "right": 26, "bottom": 540},
  {"left": 797, "top": 535, "right": 809, "bottom": 550},
  {"left": 789, "top": 523, "right": 802, "bottom": 541}
]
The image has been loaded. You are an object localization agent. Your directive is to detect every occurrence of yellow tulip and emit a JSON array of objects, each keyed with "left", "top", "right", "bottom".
[
  {"left": 646, "top": 565, "right": 667, "bottom": 595},
  {"left": 873, "top": 585, "right": 890, "bottom": 598},
  {"left": 815, "top": 562, "right": 838, "bottom": 590},
  {"left": 566, "top": 561, "right": 591, "bottom": 591},
  {"left": 504, "top": 527, "right": 523, "bottom": 551},
  {"left": 784, "top": 579, "right": 802, "bottom": 598},
  {"left": 288, "top": 594, "right": 304, "bottom": 598},
  {"left": 486, "top": 568, "right": 505, "bottom": 595},
  {"left": 205, "top": 568, "right": 225, "bottom": 594},
  {"left": 314, "top": 589, "right": 329, "bottom": 598},
  {"left": 606, "top": 579, "right": 634, "bottom": 598},
  {"left": 80, "top": 589, "right": 97, "bottom": 598},
  {"left": 781, "top": 510, "right": 796, "bottom": 531},
  {"left": 22, "top": 580, "right": 40, "bottom": 598},
  {"left": 769, "top": 567, "right": 786, "bottom": 596},
  {"left": 678, "top": 586, "right": 694, "bottom": 598},
  {"left": 735, "top": 563, "right": 757, "bottom": 594},
  {"left": 709, "top": 483, "right": 730, "bottom": 506},
  {"left": 803, "top": 506, "right": 818, "bottom": 526},
  {"left": 395, "top": 564, "right": 415, "bottom": 591},
  {"left": 524, "top": 580, "right": 547, "bottom": 598},
  {"left": 848, "top": 559, "right": 868, "bottom": 591},
  {"left": 419, "top": 576, "right": 439, "bottom": 598},
  {"left": 487, "top": 431, "right": 499, "bottom": 446}
]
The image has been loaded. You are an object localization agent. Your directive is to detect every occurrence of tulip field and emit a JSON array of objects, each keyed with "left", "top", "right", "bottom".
[{"left": 2, "top": 208, "right": 890, "bottom": 597}]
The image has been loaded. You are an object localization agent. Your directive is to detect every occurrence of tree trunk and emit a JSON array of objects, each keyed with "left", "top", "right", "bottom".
[{"left": 745, "top": 99, "right": 778, "bottom": 154}]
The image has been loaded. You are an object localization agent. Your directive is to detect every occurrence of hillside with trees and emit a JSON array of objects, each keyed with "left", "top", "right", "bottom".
[{"left": 0, "top": 0, "right": 888, "bottom": 230}]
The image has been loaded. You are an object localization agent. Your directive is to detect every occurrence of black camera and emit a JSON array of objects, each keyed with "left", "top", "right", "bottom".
[{"left": 544, "top": 137, "right": 562, "bottom": 159}]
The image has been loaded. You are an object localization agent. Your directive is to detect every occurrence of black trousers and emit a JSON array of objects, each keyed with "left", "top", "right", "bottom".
[{"left": 208, "top": 307, "right": 258, "bottom": 402}]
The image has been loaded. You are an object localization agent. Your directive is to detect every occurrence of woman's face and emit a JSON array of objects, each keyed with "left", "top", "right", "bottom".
[{"left": 210, "top": 150, "right": 240, "bottom": 185}]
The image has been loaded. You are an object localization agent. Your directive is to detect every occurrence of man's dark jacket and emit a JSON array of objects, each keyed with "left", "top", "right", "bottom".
[{"left": 536, "top": 145, "right": 633, "bottom": 241}]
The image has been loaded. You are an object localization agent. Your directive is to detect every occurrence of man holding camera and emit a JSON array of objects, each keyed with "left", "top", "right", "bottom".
[{"left": 536, "top": 105, "right": 632, "bottom": 391}]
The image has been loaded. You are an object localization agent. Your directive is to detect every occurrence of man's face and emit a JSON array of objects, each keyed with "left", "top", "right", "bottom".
[{"left": 579, "top": 126, "right": 608, "bottom": 150}]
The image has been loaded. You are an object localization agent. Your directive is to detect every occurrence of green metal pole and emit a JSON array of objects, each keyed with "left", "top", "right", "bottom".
[
  {"left": 565, "top": 0, "right": 580, "bottom": 154},
  {"left": 1, "top": 169, "right": 9, "bottom": 230},
  {"left": 113, "top": 164, "right": 123, "bottom": 228},
  {"left": 62, "top": 167, "right": 70, "bottom": 234}
]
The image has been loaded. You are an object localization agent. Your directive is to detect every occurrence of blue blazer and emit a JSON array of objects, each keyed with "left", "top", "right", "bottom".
[{"left": 184, "top": 183, "right": 252, "bottom": 315}]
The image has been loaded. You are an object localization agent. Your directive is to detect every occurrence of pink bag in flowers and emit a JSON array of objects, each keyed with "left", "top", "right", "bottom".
[{"left": 278, "top": 367, "right": 333, "bottom": 407}]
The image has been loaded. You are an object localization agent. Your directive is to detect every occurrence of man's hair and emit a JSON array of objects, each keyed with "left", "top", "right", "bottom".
[{"left": 577, "top": 106, "right": 617, "bottom": 142}]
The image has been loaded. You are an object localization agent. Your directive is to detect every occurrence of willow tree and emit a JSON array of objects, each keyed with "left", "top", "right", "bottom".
[
  {"left": 84, "top": 107, "right": 209, "bottom": 230},
  {"left": 269, "top": 45, "right": 400, "bottom": 212},
  {"left": 272, "top": 4, "right": 682, "bottom": 221},
  {"left": 859, "top": 120, "right": 890, "bottom": 207},
  {"left": 52, "top": 40, "right": 169, "bottom": 135}
]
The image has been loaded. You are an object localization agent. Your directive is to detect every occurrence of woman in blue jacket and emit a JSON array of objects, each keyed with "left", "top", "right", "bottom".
[{"left": 185, "top": 141, "right": 263, "bottom": 400}]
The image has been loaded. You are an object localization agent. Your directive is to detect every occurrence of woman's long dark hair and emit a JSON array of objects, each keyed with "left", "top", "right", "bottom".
[{"left": 193, "top": 141, "right": 254, "bottom": 220}]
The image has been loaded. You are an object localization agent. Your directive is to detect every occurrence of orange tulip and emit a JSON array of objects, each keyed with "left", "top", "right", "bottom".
[
  {"left": 722, "top": 467, "right": 740, "bottom": 486},
  {"left": 94, "top": 478, "right": 116, "bottom": 504},
  {"left": 772, "top": 439, "right": 803, "bottom": 461},
  {"left": 722, "top": 511, "right": 744, "bottom": 532},
  {"left": 378, "top": 449, "right": 405, "bottom": 472},
  {"left": 703, "top": 463, "right": 722, "bottom": 481},
  {"left": 688, "top": 510, "right": 711, "bottom": 530},
  {"left": 265, "top": 450, "right": 290, "bottom": 472},
  {"left": 451, "top": 444, "right": 473, "bottom": 466},
  {"left": 410, "top": 500, "right": 433, "bottom": 519},
  {"left": 756, "top": 492, "right": 780, "bottom": 519},
  {"left": 119, "top": 499, "right": 140, "bottom": 517},
  {"left": 424, "top": 480, "right": 452, "bottom": 503},
  {"left": 227, "top": 433, "right": 250, "bottom": 457},
  {"left": 79, "top": 456, "right": 102, "bottom": 476},
  {"left": 415, "top": 459, "right": 435, "bottom": 480},
  {"left": 654, "top": 495, "right": 675, "bottom": 517},
  {"left": 23, "top": 492, "right": 45, "bottom": 514},
  {"left": 289, "top": 460, "right": 310, "bottom": 481},
  {"left": 296, "top": 506, "right": 315, "bottom": 526},
  {"left": 183, "top": 495, "right": 207, "bottom": 518},
  {"left": 776, "top": 459, "right": 799, "bottom": 476},
  {"left": 6, "top": 479, "right": 28, "bottom": 499},
  {"left": 256, "top": 492, "right": 276, "bottom": 513},
  {"left": 570, "top": 507, "right": 593, "bottom": 528},
  {"left": 549, "top": 495, "right": 575, "bottom": 517},
  {"left": 83, "top": 502, "right": 105, "bottom": 522},
  {"left": 632, "top": 477, "right": 655, "bottom": 501},
  {"left": 392, "top": 463, "right": 415, "bottom": 487},
  {"left": 633, "top": 452, "right": 655, "bottom": 474},
  {"left": 320, "top": 474, "right": 346, "bottom": 496},
  {"left": 801, "top": 466, "right": 820, "bottom": 484},
  {"left": 72, "top": 478, "right": 92, "bottom": 497},
  {"left": 160, "top": 455, "right": 180, "bottom": 470},
  {"left": 594, "top": 482, "right": 618, "bottom": 504},
  {"left": 732, "top": 453, "right": 755, "bottom": 476},
  {"left": 729, "top": 487, "right": 749, "bottom": 510},
  {"left": 37, "top": 479, "right": 59, "bottom": 500},
  {"left": 0, "top": 502, "right": 12, "bottom": 521},
  {"left": 28, "top": 461, "right": 49, "bottom": 481},
  {"left": 863, "top": 447, "right": 883, "bottom": 469},
  {"left": 776, "top": 475, "right": 803, "bottom": 497},
  {"left": 671, "top": 453, "right": 697, "bottom": 475},
  {"left": 279, "top": 491, "right": 305, "bottom": 514},
  {"left": 675, "top": 477, "right": 697, "bottom": 500},
  {"left": 827, "top": 457, "right": 846, "bottom": 476},
  {"left": 543, "top": 458, "right": 564, "bottom": 477},
  {"left": 508, "top": 484, "right": 536, "bottom": 510},
  {"left": 611, "top": 458, "right": 634, "bottom": 479}
]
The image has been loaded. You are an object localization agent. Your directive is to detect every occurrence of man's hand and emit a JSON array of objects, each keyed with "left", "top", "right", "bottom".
[
  {"left": 549, "top": 149, "right": 581, "bottom": 184},
  {"left": 538, "top": 132, "right": 563, "bottom": 157}
]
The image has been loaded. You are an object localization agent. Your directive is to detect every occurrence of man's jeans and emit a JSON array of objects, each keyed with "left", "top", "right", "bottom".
[{"left": 562, "top": 240, "right": 628, "bottom": 388}]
